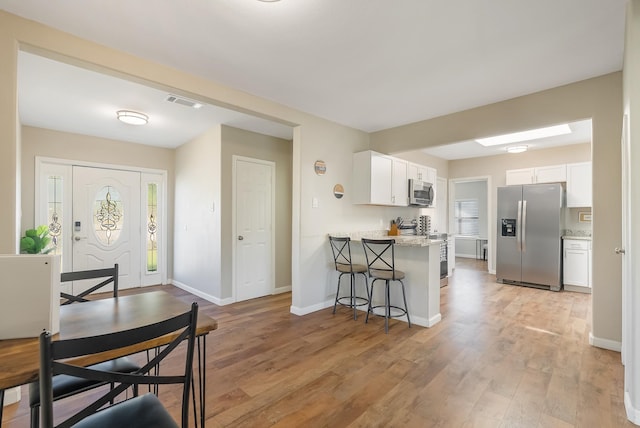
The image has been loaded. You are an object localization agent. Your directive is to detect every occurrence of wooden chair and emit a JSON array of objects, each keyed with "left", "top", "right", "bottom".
[
  {"left": 329, "top": 236, "right": 370, "bottom": 320},
  {"left": 29, "top": 264, "right": 141, "bottom": 428},
  {"left": 361, "top": 238, "right": 411, "bottom": 333},
  {"left": 39, "top": 302, "right": 199, "bottom": 428}
]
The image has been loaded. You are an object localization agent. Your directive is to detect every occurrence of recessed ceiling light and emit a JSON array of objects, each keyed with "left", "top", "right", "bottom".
[
  {"left": 116, "top": 110, "right": 148, "bottom": 126},
  {"left": 476, "top": 124, "right": 571, "bottom": 147},
  {"left": 506, "top": 145, "right": 528, "bottom": 154}
]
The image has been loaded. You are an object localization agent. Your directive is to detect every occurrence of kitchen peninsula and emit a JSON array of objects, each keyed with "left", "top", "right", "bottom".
[{"left": 331, "top": 232, "right": 443, "bottom": 328}]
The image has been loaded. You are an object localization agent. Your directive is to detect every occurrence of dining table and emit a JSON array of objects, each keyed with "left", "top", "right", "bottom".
[{"left": 0, "top": 290, "right": 218, "bottom": 427}]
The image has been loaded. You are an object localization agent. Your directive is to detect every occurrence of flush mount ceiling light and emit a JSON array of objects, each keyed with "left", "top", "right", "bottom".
[
  {"left": 116, "top": 110, "right": 148, "bottom": 126},
  {"left": 475, "top": 124, "right": 571, "bottom": 147},
  {"left": 506, "top": 145, "right": 528, "bottom": 154}
]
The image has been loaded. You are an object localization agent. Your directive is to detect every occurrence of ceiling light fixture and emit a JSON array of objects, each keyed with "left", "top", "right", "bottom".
[
  {"left": 506, "top": 145, "right": 528, "bottom": 154},
  {"left": 116, "top": 110, "right": 148, "bottom": 126},
  {"left": 475, "top": 124, "right": 571, "bottom": 147}
]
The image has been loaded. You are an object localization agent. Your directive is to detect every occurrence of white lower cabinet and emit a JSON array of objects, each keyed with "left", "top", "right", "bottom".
[{"left": 563, "top": 239, "right": 591, "bottom": 292}]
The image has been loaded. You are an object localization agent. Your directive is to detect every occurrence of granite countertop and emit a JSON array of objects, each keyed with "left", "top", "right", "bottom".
[{"left": 330, "top": 230, "right": 442, "bottom": 247}]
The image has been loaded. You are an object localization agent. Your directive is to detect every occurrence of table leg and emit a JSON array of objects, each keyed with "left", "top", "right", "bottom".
[{"left": 0, "top": 388, "right": 4, "bottom": 425}]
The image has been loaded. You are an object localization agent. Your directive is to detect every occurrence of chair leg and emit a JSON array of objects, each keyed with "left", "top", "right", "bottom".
[
  {"left": 350, "top": 273, "right": 357, "bottom": 320},
  {"left": 30, "top": 404, "right": 39, "bottom": 428},
  {"left": 400, "top": 280, "right": 411, "bottom": 328},
  {"left": 385, "top": 280, "right": 390, "bottom": 334},
  {"left": 333, "top": 273, "right": 344, "bottom": 315},
  {"left": 365, "top": 279, "right": 375, "bottom": 324}
]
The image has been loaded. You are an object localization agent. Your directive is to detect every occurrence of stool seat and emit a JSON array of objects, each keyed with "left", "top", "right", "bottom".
[
  {"left": 336, "top": 263, "right": 368, "bottom": 274},
  {"left": 369, "top": 269, "right": 405, "bottom": 281}
]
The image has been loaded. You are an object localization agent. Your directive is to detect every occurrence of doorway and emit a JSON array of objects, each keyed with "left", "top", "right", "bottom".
[
  {"left": 36, "top": 158, "right": 167, "bottom": 293},
  {"left": 449, "top": 177, "right": 491, "bottom": 271},
  {"left": 72, "top": 166, "right": 141, "bottom": 291},
  {"left": 232, "top": 156, "right": 276, "bottom": 302}
]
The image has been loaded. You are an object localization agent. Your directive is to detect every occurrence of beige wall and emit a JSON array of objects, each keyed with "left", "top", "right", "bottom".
[
  {"left": 174, "top": 126, "right": 222, "bottom": 298},
  {"left": 221, "top": 125, "right": 292, "bottom": 299},
  {"left": 20, "top": 126, "right": 176, "bottom": 275},
  {"left": 372, "top": 74, "right": 623, "bottom": 346}
]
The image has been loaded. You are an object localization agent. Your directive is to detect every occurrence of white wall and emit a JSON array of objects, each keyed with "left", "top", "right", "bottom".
[{"left": 173, "top": 126, "right": 222, "bottom": 300}]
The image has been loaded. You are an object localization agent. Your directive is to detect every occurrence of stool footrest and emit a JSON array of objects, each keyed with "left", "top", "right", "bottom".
[
  {"left": 336, "top": 296, "right": 369, "bottom": 307},
  {"left": 368, "top": 304, "right": 409, "bottom": 319}
]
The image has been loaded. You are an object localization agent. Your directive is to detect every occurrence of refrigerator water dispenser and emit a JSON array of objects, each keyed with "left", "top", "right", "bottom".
[{"left": 501, "top": 219, "right": 517, "bottom": 237}]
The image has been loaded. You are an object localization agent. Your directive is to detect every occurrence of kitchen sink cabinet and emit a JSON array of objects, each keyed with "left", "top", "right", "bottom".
[{"left": 563, "top": 239, "right": 591, "bottom": 291}]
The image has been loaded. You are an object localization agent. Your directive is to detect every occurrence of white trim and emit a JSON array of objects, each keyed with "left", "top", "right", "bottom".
[
  {"left": 273, "top": 285, "right": 292, "bottom": 294},
  {"left": 626, "top": 392, "right": 640, "bottom": 425},
  {"left": 231, "top": 155, "right": 276, "bottom": 303},
  {"left": 589, "top": 332, "right": 622, "bottom": 352},
  {"left": 171, "top": 279, "right": 234, "bottom": 306},
  {"left": 2, "top": 386, "right": 21, "bottom": 406},
  {"left": 290, "top": 299, "right": 333, "bottom": 316}
]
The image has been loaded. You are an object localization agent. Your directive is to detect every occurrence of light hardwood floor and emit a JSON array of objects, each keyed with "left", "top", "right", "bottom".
[{"left": 3, "top": 258, "right": 632, "bottom": 427}]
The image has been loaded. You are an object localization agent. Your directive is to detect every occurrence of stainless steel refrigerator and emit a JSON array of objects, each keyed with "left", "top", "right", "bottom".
[{"left": 496, "top": 183, "right": 563, "bottom": 291}]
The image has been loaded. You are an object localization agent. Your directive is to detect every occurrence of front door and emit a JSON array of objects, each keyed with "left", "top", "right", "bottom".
[
  {"left": 72, "top": 166, "right": 141, "bottom": 291},
  {"left": 233, "top": 156, "right": 274, "bottom": 302}
]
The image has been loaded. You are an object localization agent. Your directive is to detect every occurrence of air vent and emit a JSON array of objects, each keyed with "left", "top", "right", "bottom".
[{"left": 165, "top": 95, "right": 203, "bottom": 109}]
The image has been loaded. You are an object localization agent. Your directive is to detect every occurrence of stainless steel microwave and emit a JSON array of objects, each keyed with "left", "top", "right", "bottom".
[{"left": 408, "top": 179, "right": 434, "bottom": 206}]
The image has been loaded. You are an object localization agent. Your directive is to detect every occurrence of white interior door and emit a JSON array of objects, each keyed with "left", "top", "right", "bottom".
[
  {"left": 234, "top": 157, "right": 274, "bottom": 302},
  {"left": 72, "top": 166, "right": 141, "bottom": 292}
]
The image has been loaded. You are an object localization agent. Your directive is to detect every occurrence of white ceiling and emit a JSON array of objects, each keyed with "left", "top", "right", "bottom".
[{"left": 1, "top": 1, "right": 626, "bottom": 153}]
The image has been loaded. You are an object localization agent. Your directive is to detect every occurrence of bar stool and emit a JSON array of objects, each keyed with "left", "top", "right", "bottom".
[
  {"left": 329, "top": 236, "right": 370, "bottom": 320},
  {"left": 361, "top": 238, "right": 411, "bottom": 334}
]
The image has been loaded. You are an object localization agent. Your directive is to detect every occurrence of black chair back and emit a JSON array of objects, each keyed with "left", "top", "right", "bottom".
[
  {"left": 361, "top": 238, "right": 399, "bottom": 280},
  {"left": 329, "top": 236, "right": 356, "bottom": 272},
  {"left": 60, "top": 264, "right": 119, "bottom": 305},
  {"left": 39, "top": 302, "right": 198, "bottom": 428}
]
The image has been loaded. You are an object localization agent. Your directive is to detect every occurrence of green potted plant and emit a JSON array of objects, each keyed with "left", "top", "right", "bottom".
[{"left": 20, "top": 225, "right": 53, "bottom": 254}]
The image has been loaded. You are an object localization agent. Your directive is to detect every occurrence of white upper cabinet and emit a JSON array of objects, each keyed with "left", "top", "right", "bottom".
[
  {"left": 505, "top": 168, "right": 535, "bottom": 185},
  {"left": 506, "top": 165, "right": 567, "bottom": 186},
  {"left": 391, "top": 158, "right": 408, "bottom": 206},
  {"left": 408, "top": 163, "right": 436, "bottom": 184},
  {"left": 353, "top": 150, "right": 409, "bottom": 206},
  {"left": 534, "top": 164, "right": 567, "bottom": 183},
  {"left": 566, "top": 162, "right": 592, "bottom": 207}
]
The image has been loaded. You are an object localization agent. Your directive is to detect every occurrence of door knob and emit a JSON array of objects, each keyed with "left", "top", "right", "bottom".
[
  {"left": 615, "top": 247, "right": 626, "bottom": 254},
  {"left": 238, "top": 236, "right": 244, "bottom": 241},
  {"left": 74, "top": 236, "right": 87, "bottom": 242}
]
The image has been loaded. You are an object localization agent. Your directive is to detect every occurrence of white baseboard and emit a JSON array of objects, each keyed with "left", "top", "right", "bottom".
[
  {"left": 290, "top": 299, "right": 333, "bottom": 316},
  {"left": 589, "top": 332, "right": 622, "bottom": 352},
  {"left": 455, "top": 253, "right": 478, "bottom": 259},
  {"left": 625, "top": 391, "right": 640, "bottom": 425},
  {"left": 170, "top": 279, "right": 234, "bottom": 306},
  {"left": 2, "top": 386, "right": 20, "bottom": 406},
  {"left": 273, "top": 285, "right": 292, "bottom": 294}
]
